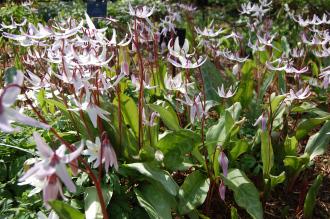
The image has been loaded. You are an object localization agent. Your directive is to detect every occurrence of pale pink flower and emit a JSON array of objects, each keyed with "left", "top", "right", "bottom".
[
  {"left": 19, "top": 132, "right": 83, "bottom": 203},
  {"left": 287, "top": 86, "right": 311, "bottom": 101},
  {"left": 217, "top": 84, "right": 237, "bottom": 99},
  {"left": 0, "top": 71, "right": 50, "bottom": 132}
]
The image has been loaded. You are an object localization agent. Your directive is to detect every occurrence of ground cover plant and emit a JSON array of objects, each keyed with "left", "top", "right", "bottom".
[{"left": 0, "top": 0, "right": 329, "bottom": 218}]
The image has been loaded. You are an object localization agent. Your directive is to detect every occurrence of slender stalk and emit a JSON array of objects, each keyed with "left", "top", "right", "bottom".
[{"left": 26, "top": 97, "right": 109, "bottom": 219}]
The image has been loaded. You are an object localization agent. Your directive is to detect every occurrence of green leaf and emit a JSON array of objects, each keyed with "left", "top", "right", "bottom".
[
  {"left": 270, "top": 172, "right": 286, "bottom": 189},
  {"left": 135, "top": 182, "right": 175, "bottom": 219},
  {"left": 122, "top": 163, "right": 179, "bottom": 196},
  {"left": 49, "top": 200, "right": 84, "bottom": 219},
  {"left": 230, "top": 139, "right": 249, "bottom": 160},
  {"left": 231, "top": 206, "right": 239, "bottom": 219},
  {"left": 270, "top": 94, "right": 286, "bottom": 113},
  {"left": 260, "top": 131, "right": 274, "bottom": 176},
  {"left": 157, "top": 130, "right": 201, "bottom": 154},
  {"left": 284, "top": 136, "right": 298, "bottom": 156},
  {"left": 149, "top": 103, "right": 180, "bottom": 131},
  {"left": 221, "top": 169, "right": 263, "bottom": 219},
  {"left": 296, "top": 116, "right": 330, "bottom": 140},
  {"left": 233, "top": 60, "right": 255, "bottom": 107},
  {"left": 206, "top": 103, "right": 242, "bottom": 159},
  {"left": 304, "top": 121, "right": 330, "bottom": 160},
  {"left": 178, "top": 171, "right": 210, "bottom": 215},
  {"left": 283, "top": 154, "right": 309, "bottom": 171},
  {"left": 292, "top": 102, "right": 330, "bottom": 117},
  {"left": 84, "top": 186, "right": 113, "bottom": 219},
  {"left": 113, "top": 94, "right": 139, "bottom": 137},
  {"left": 200, "top": 59, "right": 224, "bottom": 101},
  {"left": 3, "top": 67, "right": 17, "bottom": 84},
  {"left": 258, "top": 72, "right": 275, "bottom": 100},
  {"left": 304, "top": 175, "right": 323, "bottom": 219}
]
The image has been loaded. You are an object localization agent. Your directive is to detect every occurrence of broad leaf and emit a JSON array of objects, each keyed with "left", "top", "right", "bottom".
[
  {"left": 113, "top": 94, "right": 139, "bottom": 137},
  {"left": 304, "top": 175, "right": 323, "bottom": 219},
  {"left": 296, "top": 116, "right": 330, "bottom": 140},
  {"left": 261, "top": 131, "right": 274, "bottom": 176},
  {"left": 221, "top": 169, "right": 263, "bottom": 219},
  {"left": 49, "top": 200, "right": 84, "bottom": 219},
  {"left": 135, "top": 182, "right": 175, "bottom": 219},
  {"left": 200, "top": 59, "right": 224, "bottom": 101},
  {"left": 149, "top": 103, "right": 180, "bottom": 131},
  {"left": 122, "top": 163, "right": 179, "bottom": 196},
  {"left": 178, "top": 171, "right": 210, "bottom": 215},
  {"left": 304, "top": 121, "right": 330, "bottom": 160},
  {"left": 84, "top": 186, "right": 113, "bottom": 219}
]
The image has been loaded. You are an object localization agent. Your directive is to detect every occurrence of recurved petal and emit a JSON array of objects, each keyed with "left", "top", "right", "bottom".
[
  {"left": 55, "top": 162, "right": 76, "bottom": 193},
  {"left": 62, "top": 141, "right": 84, "bottom": 163},
  {"left": 6, "top": 108, "right": 50, "bottom": 129},
  {"left": 32, "top": 132, "right": 53, "bottom": 158}
]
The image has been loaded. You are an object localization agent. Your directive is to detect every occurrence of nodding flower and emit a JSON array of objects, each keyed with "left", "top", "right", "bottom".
[
  {"left": 195, "top": 21, "right": 224, "bottom": 38},
  {"left": 254, "top": 113, "right": 268, "bottom": 131},
  {"left": 0, "top": 71, "right": 50, "bottom": 132},
  {"left": 287, "top": 86, "right": 311, "bottom": 101},
  {"left": 217, "top": 84, "right": 237, "bottom": 99},
  {"left": 217, "top": 145, "right": 229, "bottom": 201},
  {"left": 83, "top": 134, "right": 118, "bottom": 173},
  {"left": 319, "top": 66, "right": 330, "bottom": 89},
  {"left": 19, "top": 132, "right": 84, "bottom": 204},
  {"left": 167, "top": 37, "right": 207, "bottom": 69},
  {"left": 128, "top": 2, "right": 155, "bottom": 19}
]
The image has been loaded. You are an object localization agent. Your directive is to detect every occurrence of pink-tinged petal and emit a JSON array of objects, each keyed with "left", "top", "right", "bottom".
[
  {"left": 56, "top": 145, "right": 66, "bottom": 157},
  {"left": 6, "top": 108, "right": 50, "bottom": 129},
  {"left": 33, "top": 132, "right": 53, "bottom": 158},
  {"left": 49, "top": 211, "right": 60, "bottom": 219},
  {"left": 55, "top": 162, "right": 76, "bottom": 193},
  {"left": 0, "top": 114, "right": 16, "bottom": 132},
  {"left": 37, "top": 211, "right": 48, "bottom": 219},
  {"left": 2, "top": 71, "right": 23, "bottom": 107},
  {"left": 218, "top": 151, "right": 229, "bottom": 177},
  {"left": 62, "top": 142, "right": 84, "bottom": 163},
  {"left": 190, "top": 105, "right": 196, "bottom": 124},
  {"left": 103, "top": 146, "right": 111, "bottom": 173},
  {"left": 86, "top": 104, "right": 99, "bottom": 128},
  {"left": 19, "top": 162, "right": 42, "bottom": 182},
  {"left": 109, "top": 145, "right": 119, "bottom": 171},
  {"left": 219, "top": 182, "right": 226, "bottom": 201},
  {"left": 43, "top": 178, "right": 60, "bottom": 202}
]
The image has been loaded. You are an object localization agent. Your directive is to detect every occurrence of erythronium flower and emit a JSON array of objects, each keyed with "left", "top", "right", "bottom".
[
  {"left": 142, "top": 108, "right": 159, "bottom": 127},
  {"left": 37, "top": 211, "right": 59, "bottom": 219},
  {"left": 83, "top": 135, "right": 118, "bottom": 173},
  {"left": 178, "top": 4, "right": 197, "bottom": 12},
  {"left": 287, "top": 86, "right": 311, "bottom": 101},
  {"left": 0, "top": 71, "right": 50, "bottom": 132},
  {"left": 83, "top": 137, "right": 102, "bottom": 168},
  {"left": 195, "top": 21, "right": 224, "bottom": 38},
  {"left": 178, "top": 93, "right": 206, "bottom": 124},
  {"left": 164, "top": 72, "right": 186, "bottom": 93},
  {"left": 1, "top": 16, "right": 26, "bottom": 29},
  {"left": 218, "top": 146, "right": 229, "bottom": 201},
  {"left": 290, "top": 47, "right": 305, "bottom": 58},
  {"left": 128, "top": 2, "right": 154, "bottom": 19},
  {"left": 131, "top": 74, "right": 157, "bottom": 91},
  {"left": 101, "top": 135, "right": 119, "bottom": 172},
  {"left": 19, "top": 132, "right": 84, "bottom": 204},
  {"left": 70, "top": 100, "right": 110, "bottom": 129},
  {"left": 217, "top": 49, "right": 249, "bottom": 63},
  {"left": 254, "top": 113, "right": 268, "bottom": 131},
  {"left": 168, "top": 48, "right": 207, "bottom": 69},
  {"left": 217, "top": 84, "right": 237, "bottom": 99},
  {"left": 319, "top": 66, "right": 330, "bottom": 89}
]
